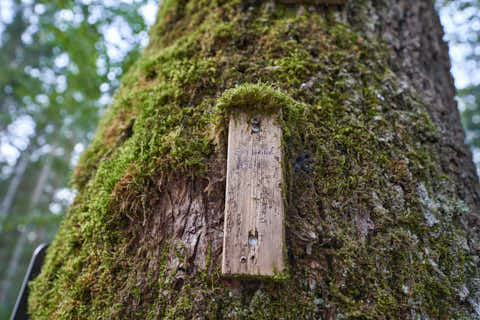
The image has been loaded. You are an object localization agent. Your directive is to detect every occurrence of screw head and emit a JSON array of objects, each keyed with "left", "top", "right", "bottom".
[{"left": 250, "top": 117, "right": 260, "bottom": 133}]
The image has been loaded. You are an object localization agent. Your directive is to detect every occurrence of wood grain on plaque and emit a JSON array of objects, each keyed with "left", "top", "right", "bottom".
[{"left": 222, "top": 112, "right": 286, "bottom": 276}]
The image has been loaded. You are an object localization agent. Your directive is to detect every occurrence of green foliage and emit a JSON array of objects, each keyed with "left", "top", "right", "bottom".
[
  {"left": 439, "top": 0, "right": 480, "bottom": 171},
  {"left": 460, "top": 86, "right": 480, "bottom": 154},
  {"left": 0, "top": 0, "right": 151, "bottom": 144}
]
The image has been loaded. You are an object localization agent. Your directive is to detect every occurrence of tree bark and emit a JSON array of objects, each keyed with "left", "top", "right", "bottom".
[
  {"left": 30, "top": 1, "right": 480, "bottom": 319},
  {"left": 347, "top": 0, "right": 480, "bottom": 234}
]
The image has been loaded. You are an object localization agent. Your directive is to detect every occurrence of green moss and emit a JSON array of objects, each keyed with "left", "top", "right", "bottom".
[
  {"left": 217, "top": 83, "right": 301, "bottom": 115},
  {"left": 30, "top": 1, "right": 476, "bottom": 319}
]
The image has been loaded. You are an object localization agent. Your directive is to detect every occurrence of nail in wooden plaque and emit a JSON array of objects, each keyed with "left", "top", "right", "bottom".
[{"left": 222, "top": 112, "right": 286, "bottom": 276}]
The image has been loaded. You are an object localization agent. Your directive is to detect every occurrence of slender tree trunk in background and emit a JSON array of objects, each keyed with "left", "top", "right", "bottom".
[
  {"left": 0, "top": 148, "right": 30, "bottom": 309},
  {"left": 35, "top": 171, "right": 62, "bottom": 244},
  {"left": 0, "top": 148, "right": 30, "bottom": 227},
  {"left": 29, "top": 1, "right": 480, "bottom": 319},
  {"left": 0, "top": 155, "right": 52, "bottom": 306}
]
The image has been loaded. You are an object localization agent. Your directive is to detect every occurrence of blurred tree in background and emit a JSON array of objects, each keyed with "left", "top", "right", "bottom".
[{"left": 0, "top": 0, "right": 156, "bottom": 317}]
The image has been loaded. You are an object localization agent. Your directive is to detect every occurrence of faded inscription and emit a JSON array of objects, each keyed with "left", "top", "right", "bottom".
[{"left": 234, "top": 147, "right": 276, "bottom": 170}]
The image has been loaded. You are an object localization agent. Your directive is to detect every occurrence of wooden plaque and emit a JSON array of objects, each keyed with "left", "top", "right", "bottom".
[
  {"left": 278, "top": 0, "right": 346, "bottom": 4},
  {"left": 222, "top": 112, "right": 286, "bottom": 276}
]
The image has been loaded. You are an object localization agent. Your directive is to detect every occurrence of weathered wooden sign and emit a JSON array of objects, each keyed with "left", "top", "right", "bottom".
[
  {"left": 222, "top": 112, "right": 286, "bottom": 277},
  {"left": 278, "top": 0, "right": 346, "bottom": 4}
]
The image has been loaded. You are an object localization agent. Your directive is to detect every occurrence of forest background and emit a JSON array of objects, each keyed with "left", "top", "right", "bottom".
[{"left": 0, "top": 0, "right": 479, "bottom": 317}]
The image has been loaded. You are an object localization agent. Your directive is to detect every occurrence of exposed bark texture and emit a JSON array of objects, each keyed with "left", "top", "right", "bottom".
[
  {"left": 348, "top": 0, "right": 480, "bottom": 247},
  {"left": 30, "top": 1, "right": 480, "bottom": 319}
]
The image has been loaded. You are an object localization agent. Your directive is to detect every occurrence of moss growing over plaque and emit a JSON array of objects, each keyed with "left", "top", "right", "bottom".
[{"left": 30, "top": 1, "right": 476, "bottom": 319}]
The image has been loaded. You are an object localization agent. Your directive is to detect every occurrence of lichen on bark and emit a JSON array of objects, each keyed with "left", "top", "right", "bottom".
[{"left": 29, "top": 1, "right": 480, "bottom": 319}]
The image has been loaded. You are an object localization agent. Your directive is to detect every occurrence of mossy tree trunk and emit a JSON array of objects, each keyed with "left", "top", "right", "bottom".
[{"left": 30, "top": 1, "right": 480, "bottom": 319}]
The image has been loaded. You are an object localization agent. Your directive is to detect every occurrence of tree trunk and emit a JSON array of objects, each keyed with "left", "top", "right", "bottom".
[
  {"left": 0, "top": 148, "right": 30, "bottom": 228},
  {"left": 29, "top": 1, "right": 480, "bottom": 319},
  {"left": 0, "top": 154, "right": 52, "bottom": 306}
]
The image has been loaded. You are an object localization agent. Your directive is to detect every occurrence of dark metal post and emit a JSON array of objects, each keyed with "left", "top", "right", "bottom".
[{"left": 10, "top": 243, "right": 49, "bottom": 320}]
